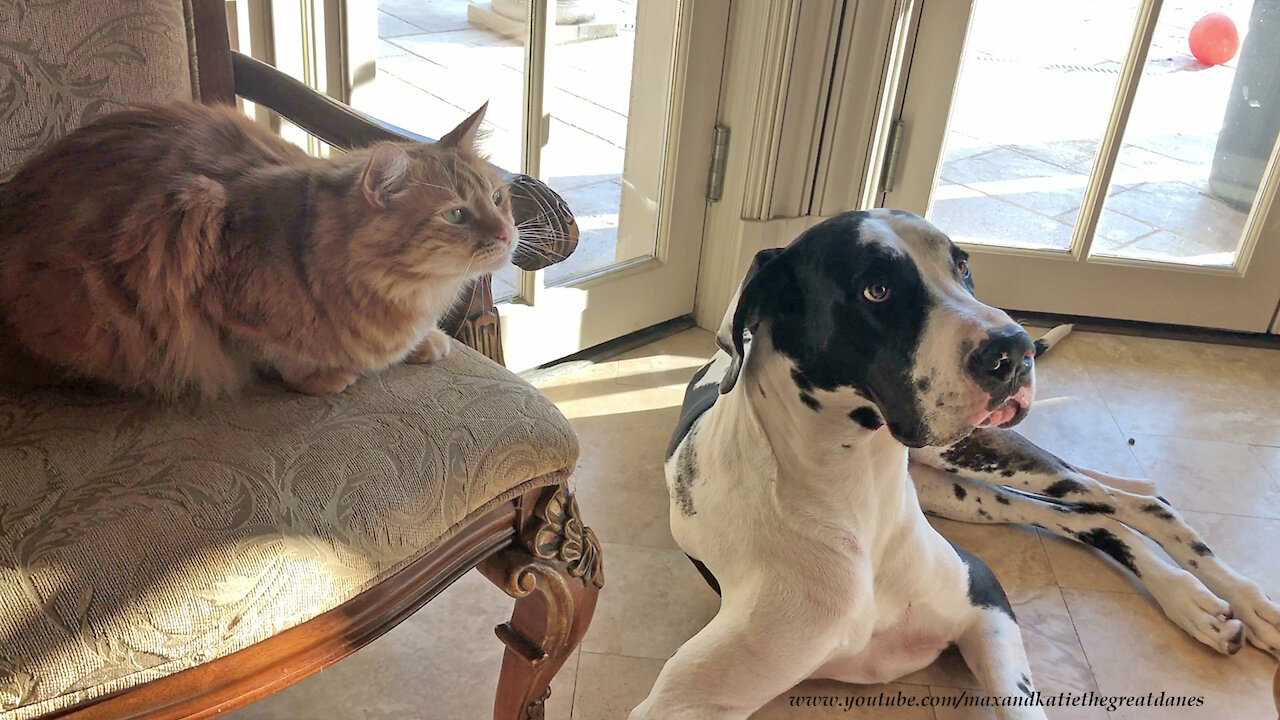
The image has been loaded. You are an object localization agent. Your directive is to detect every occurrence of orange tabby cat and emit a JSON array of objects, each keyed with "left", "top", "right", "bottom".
[{"left": 0, "top": 101, "right": 515, "bottom": 397}]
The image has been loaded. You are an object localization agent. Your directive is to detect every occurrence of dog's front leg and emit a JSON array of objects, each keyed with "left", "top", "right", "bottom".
[
  {"left": 912, "top": 429, "right": 1280, "bottom": 655},
  {"left": 955, "top": 606, "right": 1048, "bottom": 720},
  {"left": 630, "top": 581, "right": 863, "bottom": 720}
]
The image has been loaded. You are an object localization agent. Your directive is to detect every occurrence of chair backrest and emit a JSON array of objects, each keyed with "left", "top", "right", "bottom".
[{"left": 0, "top": 0, "right": 233, "bottom": 181}]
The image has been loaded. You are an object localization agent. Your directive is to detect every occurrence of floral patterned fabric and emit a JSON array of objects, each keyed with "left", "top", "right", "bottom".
[
  {"left": 0, "top": 344, "right": 579, "bottom": 719},
  {"left": 0, "top": 0, "right": 197, "bottom": 181}
]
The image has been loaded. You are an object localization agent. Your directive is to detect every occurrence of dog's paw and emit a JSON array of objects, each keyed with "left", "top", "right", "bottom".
[
  {"left": 1152, "top": 570, "right": 1246, "bottom": 655},
  {"left": 1224, "top": 584, "right": 1280, "bottom": 656},
  {"left": 405, "top": 328, "right": 452, "bottom": 364}
]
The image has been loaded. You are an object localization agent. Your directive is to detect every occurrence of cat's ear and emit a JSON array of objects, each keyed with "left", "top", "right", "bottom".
[
  {"left": 436, "top": 103, "right": 488, "bottom": 151},
  {"left": 360, "top": 143, "right": 411, "bottom": 209}
]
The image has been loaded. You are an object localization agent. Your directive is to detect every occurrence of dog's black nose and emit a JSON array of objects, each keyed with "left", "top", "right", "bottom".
[{"left": 969, "top": 327, "right": 1035, "bottom": 387}]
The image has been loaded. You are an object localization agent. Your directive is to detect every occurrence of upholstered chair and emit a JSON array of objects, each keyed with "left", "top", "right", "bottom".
[{"left": 0, "top": 2, "right": 599, "bottom": 719}]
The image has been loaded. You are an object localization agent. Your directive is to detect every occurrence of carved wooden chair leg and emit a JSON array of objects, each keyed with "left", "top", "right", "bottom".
[{"left": 480, "top": 485, "right": 604, "bottom": 720}]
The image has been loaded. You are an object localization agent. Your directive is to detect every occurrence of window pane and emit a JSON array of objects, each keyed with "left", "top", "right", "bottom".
[
  {"left": 928, "top": 0, "right": 1139, "bottom": 251},
  {"left": 1093, "top": 1, "right": 1277, "bottom": 268}
]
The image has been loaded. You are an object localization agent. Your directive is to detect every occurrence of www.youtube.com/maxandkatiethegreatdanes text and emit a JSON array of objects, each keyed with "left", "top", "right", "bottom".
[{"left": 787, "top": 690, "right": 1206, "bottom": 713}]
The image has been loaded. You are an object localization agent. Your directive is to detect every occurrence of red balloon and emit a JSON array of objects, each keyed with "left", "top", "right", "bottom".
[{"left": 1188, "top": 12, "right": 1241, "bottom": 66}]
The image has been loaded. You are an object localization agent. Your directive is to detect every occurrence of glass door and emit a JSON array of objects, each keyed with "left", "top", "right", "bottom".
[
  {"left": 348, "top": 0, "right": 730, "bottom": 368},
  {"left": 887, "top": 0, "right": 1280, "bottom": 333}
]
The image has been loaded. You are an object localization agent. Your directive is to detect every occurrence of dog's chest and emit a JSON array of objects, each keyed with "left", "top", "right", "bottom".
[{"left": 817, "top": 605, "right": 958, "bottom": 684}]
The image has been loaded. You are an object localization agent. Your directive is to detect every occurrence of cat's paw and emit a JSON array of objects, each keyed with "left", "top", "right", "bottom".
[
  {"left": 284, "top": 368, "right": 359, "bottom": 395},
  {"left": 405, "top": 328, "right": 452, "bottom": 364}
]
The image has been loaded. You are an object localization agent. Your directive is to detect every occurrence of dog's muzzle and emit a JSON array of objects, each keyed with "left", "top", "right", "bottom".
[{"left": 966, "top": 326, "right": 1036, "bottom": 428}]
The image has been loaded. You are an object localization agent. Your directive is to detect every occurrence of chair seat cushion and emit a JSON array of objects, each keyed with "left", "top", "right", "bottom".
[{"left": 0, "top": 344, "right": 577, "bottom": 719}]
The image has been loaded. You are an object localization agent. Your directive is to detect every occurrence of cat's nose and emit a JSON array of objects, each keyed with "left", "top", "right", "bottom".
[{"left": 496, "top": 225, "right": 516, "bottom": 246}]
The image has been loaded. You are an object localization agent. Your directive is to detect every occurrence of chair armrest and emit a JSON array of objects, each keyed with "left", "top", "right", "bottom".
[{"left": 230, "top": 51, "right": 578, "bottom": 271}]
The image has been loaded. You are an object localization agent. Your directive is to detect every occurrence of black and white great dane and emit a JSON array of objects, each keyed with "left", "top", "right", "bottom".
[{"left": 630, "top": 209, "right": 1280, "bottom": 720}]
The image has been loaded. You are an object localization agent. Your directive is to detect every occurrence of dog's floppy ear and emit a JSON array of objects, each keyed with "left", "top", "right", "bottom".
[{"left": 716, "top": 247, "right": 783, "bottom": 394}]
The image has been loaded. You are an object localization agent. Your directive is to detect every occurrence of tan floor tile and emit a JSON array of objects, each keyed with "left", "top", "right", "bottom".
[
  {"left": 1126, "top": 434, "right": 1280, "bottom": 520},
  {"left": 1062, "top": 589, "right": 1276, "bottom": 720},
  {"left": 1012, "top": 394, "right": 1146, "bottom": 479},
  {"left": 225, "top": 570, "right": 576, "bottom": 720},
  {"left": 611, "top": 327, "right": 718, "bottom": 390},
  {"left": 580, "top": 542, "right": 721, "bottom": 659},
  {"left": 1069, "top": 332, "right": 1280, "bottom": 446},
  {"left": 1253, "top": 445, "right": 1280, "bottom": 480},
  {"left": 572, "top": 652, "right": 664, "bottom": 720},
  {"left": 570, "top": 405, "right": 681, "bottom": 549},
  {"left": 754, "top": 680, "right": 936, "bottom": 719},
  {"left": 927, "top": 518, "right": 1058, "bottom": 592},
  {"left": 544, "top": 379, "right": 687, "bottom": 421}
]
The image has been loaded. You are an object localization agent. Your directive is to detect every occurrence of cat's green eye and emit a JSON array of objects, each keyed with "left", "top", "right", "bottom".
[
  {"left": 442, "top": 208, "right": 466, "bottom": 224},
  {"left": 491, "top": 189, "right": 502, "bottom": 205}
]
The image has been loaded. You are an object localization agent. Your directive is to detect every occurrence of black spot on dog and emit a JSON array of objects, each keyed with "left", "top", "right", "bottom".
[
  {"left": 915, "top": 376, "right": 931, "bottom": 392},
  {"left": 667, "top": 371, "right": 719, "bottom": 459},
  {"left": 1016, "top": 674, "right": 1033, "bottom": 698},
  {"left": 1071, "top": 502, "right": 1115, "bottom": 514},
  {"left": 673, "top": 435, "right": 698, "bottom": 516},
  {"left": 953, "top": 483, "right": 967, "bottom": 500},
  {"left": 975, "top": 497, "right": 982, "bottom": 504},
  {"left": 1141, "top": 502, "right": 1174, "bottom": 520},
  {"left": 1077, "top": 528, "right": 1140, "bottom": 577},
  {"left": 686, "top": 554, "right": 721, "bottom": 596},
  {"left": 977, "top": 509, "right": 992, "bottom": 520},
  {"left": 948, "top": 540, "right": 1014, "bottom": 620},
  {"left": 940, "top": 429, "right": 1071, "bottom": 478},
  {"left": 936, "top": 397, "right": 946, "bottom": 408},
  {"left": 791, "top": 367, "right": 815, "bottom": 392},
  {"left": 841, "top": 443, "right": 853, "bottom": 449},
  {"left": 799, "top": 391, "right": 822, "bottom": 411},
  {"left": 995, "top": 494, "right": 1011, "bottom": 505},
  {"left": 1191, "top": 542, "right": 1213, "bottom": 557},
  {"left": 1189, "top": 559, "right": 1199, "bottom": 568},
  {"left": 849, "top": 406, "right": 882, "bottom": 430},
  {"left": 1058, "top": 524, "right": 1076, "bottom": 535},
  {"left": 1044, "top": 478, "right": 1085, "bottom": 497}
]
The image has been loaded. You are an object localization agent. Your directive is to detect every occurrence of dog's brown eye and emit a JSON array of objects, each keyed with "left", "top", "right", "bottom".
[
  {"left": 957, "top": 259, "right": 971, "bottom": 278},
  {"left": 863, "top": 284, "right": 891, "bottom": 302}
]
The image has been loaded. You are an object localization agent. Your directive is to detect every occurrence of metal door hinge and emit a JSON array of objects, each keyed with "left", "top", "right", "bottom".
[
  {"left": 881, "top": 119, "right": 905, "bottom": 193},
  {"left": 707, "top": 123, "right": 730, "bottom": 202}
]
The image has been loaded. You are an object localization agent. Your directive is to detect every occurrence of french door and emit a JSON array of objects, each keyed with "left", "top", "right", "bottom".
[
  {"left": 348, "top": 0, "right": 731, "bottom": 369},
  {"left": 886, "top": 0, "right": 1280, "bottom": 333}
]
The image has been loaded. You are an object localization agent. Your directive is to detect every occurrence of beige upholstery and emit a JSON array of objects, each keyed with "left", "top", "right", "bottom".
[
  {"left": 0, "top": 344, "right": 578, "bottom": 719},
  {"left": 0, "top": 0, "right": 198, "bottom": 181}
]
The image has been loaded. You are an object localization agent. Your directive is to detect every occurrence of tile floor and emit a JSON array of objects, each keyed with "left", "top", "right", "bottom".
[{"left": 229, "top": 324, "right": 1280, "bottom": 719}]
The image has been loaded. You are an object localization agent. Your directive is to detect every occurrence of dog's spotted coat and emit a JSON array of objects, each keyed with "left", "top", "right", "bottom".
[{"left": 630, "top": 210, "right": 1280, "bottom": 720}]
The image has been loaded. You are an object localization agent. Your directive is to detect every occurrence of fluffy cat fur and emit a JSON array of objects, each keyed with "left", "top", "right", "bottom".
[{"left": 0, "top": 101, "right": 516, "bottom": 397}]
